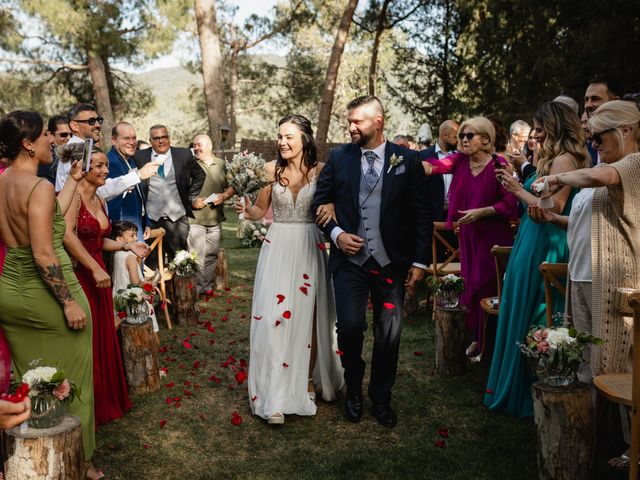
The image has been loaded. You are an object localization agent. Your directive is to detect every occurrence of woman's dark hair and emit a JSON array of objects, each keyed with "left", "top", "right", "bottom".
[
  {"left": 487, "top": 115, "right": 508, "bottom": 153},
  {"left": 275, "top": 115, "right": 318, "bottom": 186},
  {"left": 0, "top": 111, "right": 44, "bottom": 160},
  {"left": 105, "top": 221, "right": 138, "bottom": 274}
]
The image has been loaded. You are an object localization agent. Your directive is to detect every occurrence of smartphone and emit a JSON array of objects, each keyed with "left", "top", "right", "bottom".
[
  {"left": 82, "top": 138, "right": 93, "bottom": 173},
  {"left": 492, "top": 154, "right": 502, "bottom": 170}
]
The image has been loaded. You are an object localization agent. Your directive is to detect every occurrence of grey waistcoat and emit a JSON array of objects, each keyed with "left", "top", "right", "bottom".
[
  {"left": 146, "top": 162, "right": 186, "bottom": 222},
  {"left": 349, "top": 171, "right": 390, "bottom": 268}
]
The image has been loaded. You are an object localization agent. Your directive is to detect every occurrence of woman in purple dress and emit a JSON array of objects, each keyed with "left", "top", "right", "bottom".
[{"left": 423, "top": 116, "right": 518, "bottom": 358}]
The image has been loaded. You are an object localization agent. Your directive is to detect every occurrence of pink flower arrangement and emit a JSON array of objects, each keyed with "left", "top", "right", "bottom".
[{"left": 53, "top": 379, "right": 71, "bottom": 401}]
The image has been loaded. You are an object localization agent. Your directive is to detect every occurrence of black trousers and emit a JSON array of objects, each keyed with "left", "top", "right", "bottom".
[
  {"left": 332, "top": 257, "right": 405, "bottom": 405},
  {"left": 147, "top": 216, "right": 189, "bottom": 269}
]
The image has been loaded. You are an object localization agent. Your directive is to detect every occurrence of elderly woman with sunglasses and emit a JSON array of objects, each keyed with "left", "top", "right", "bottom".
[
  {"left": 531, "top": 100, "right": 640, "bottom": 380},
  {"left": 423, "top": 117, "right": 518, "bottom": 360}
]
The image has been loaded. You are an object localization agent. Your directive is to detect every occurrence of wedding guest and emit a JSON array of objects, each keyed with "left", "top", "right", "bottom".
[
  {"left": 134, "top": 125, "right": 205, "bottom": 266},
  {"left": 0, "top": 111, "right": 100, "bottom": 478},
  {"left": 237, "top": 115, "right": 344, "bottom": 425},
  {"left": 188, "top": 134, "right": 234, "bottom": 295},
  {"left": 531, "top": 100, "right": 640, "bottom": 380},
  {"left": 37, "top": 115, "right": 70, "bottom": 185},
  {"left": 423, "top": 117, "right": 518, "bottom": 359},
  {"left": 485, "top": 102, "right": 590, "bottom": 417},
  {"left": 62, "top": 144, "right": 149, "bottom": 425},
  {"left": 109, "top": 221, "right": 159, "bottom": 332},
  {"left": 585, "top": 78, "right": 623, "bottom": 165},
  {"left": 553, "top": 94, "right": 580, "bottom": 115},
  {"left": 393, "top": 135, "right": 410, "bottom": 149},
  {"left": 507, "top": 120, "right": 531, "bottom": 155}
]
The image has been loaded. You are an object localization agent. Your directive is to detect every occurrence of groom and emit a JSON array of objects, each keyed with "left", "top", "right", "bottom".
[{"left": 312, "top": 95, "right": 434, "bottom": 427}]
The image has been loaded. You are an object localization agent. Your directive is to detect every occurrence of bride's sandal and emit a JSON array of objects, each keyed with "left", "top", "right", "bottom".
[{"left": 267, "top": 412, "right": 285, "bottom": 425}]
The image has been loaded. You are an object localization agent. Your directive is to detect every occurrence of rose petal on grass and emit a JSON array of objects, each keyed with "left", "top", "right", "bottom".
[
  {"left": 221, "top": 315, "right": 229, "bottom": 322},
  {"left": 235, "top": 370, "right": 248, "bottom": 384},
  {"left": 208, "top": 375, "right": 222, "bottom": 383},
  {"left": 165, "top": 382, "right": 175, "bottom": 388},
  {"left": 182, "top": 339, "right": 192, "bottom": 349},
  {"left": 159, "top": 420, "right": 167, "bottom": 428},
  {"left": 231, "top": 411, "right": 242, "bottom": 426},
  {"left": 434, "top": 440, "right": 446, "bottom": 448},
  {"left": 193, "top": 360, "right": 200, "bottom": 369},
  {"left": 437, "top": 428, "right": 449, "bottom": 438},
  {"left": 158, "top": 346, "right": 168, "bottom": 353},
  {"left": 414, "top": 351, "right": 424, "bottom": 357},
  {"left": 188, "top": 282, "right": 193, "bottom": 290},
  {"left": 143, "top": 444, "right": 150, "bottom": 449}
]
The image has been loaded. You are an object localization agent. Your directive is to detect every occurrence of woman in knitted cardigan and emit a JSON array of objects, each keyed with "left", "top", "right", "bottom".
[{"left": 532, "top": 100, "right": 640, "bottom": 377}]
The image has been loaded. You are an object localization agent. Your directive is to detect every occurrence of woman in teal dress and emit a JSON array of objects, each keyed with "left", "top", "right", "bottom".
[
  {"left": 484, "top": 102, "right": 591, "bottom": 417},
  {"left": 0, "top": 111, "right": 103, "bottom": 479}
]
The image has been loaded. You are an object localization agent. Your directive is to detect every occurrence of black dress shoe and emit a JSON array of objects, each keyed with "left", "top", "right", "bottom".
[
  {"left": 344, "top": 395, "right": 363, "bottom": 423},
  {"left": 372, "top": 402, "right": 397, "bottom": 428}
]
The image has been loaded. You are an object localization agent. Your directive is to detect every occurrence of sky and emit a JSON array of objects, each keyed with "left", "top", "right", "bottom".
[{"left": 139, "top": 0, "right": 280, "bottom": 72}]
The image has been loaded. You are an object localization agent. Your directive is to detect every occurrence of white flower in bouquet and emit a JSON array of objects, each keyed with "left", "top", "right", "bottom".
[
  {"left": 545, "top": 327, "right": 576, "bottom": 350},
  {"left": 168, "top": 249, "right": 200, "bottom": 277},
  {"left": 22, "top": 366, "right": 57, "bottom": 388}
]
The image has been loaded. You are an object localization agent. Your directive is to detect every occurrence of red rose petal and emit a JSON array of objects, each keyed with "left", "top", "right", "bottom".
[
  {"left": 239, "top": 359, "right": 248, "bottom": 369},
  {"left": 182, "top": 339, "right": 192, "bottom": 349},
  {"left": 307, "top": 344, "right": 311, "bottom": 348},
  {"left": 276, "top": 294, "right": 285, "bottom": 304},
  {"left": 275, "top": 320, "right": 281, "bottom": 327},
  {"left": 253, "top": 315, "right": 262, "bottom": 320},
  {"left": 159, "top": 419, "right": 167, "bottom": 428},
  {"left": 385, "top": 278, "right": 393, "bottom": 284},
  {"left": 414, "top": 351, "right": 424, "bottom": 357},
  {"left": 369, "top": 269, "right": 380, "bottom": 275},
  {"left": 434, "top": 440, "right": 446, "bottom": 448},
  {"left": 282, "top": 362, "right": 289, "bottom": 368},
  {"left": 208, "top": 375, "right": 222, "bottom": 383},
  {"left": 165, "top": 397, "right": 173, "bottom": 405},
  {"left": 117, "top": 311, "right": 126, "bottom": 319},
  {"left": 224, "top": 287, "right": 231, "bottom": 292},
  {"left": 231, "top": 411, "right": 243, "bottom": 426},
  {"left": 235, "top": 370, "right": 248, "bottom": 384},
  {"left": 299, "top": 286, "right": 308, "bottom": 295},
  {"left": 166, "top": 382, "right": 175, "bottom": 388},
  {"left": 143, "top": 283, "right": 154, "bottom": 293},
  {"left": 485, "top": 388, "right": 494, "bottom": 394},
  {"left": 143, "top": 444, "right": 150, "bottom": 449},
  {"left": 159, "top": 346, "right": 168, "bottom": 353},
  {"left": 303, "top": 273, "right": 309, "bottom": 279},
  {"left": 437, "top": 428, "right": 449, "bottom": 438},
  {"left": 282, "top": 310, "right": 291, "bottom": 319},
  {"left": 304, "top": 282, "right": 311, "bottom": 287},
  {"left": 251, "top": 395, "right": 257, "bottom": 402},
  {"left": 206, "top": 325, "right": 215, "bottom": 333},
  {"left": 383, "top": 302, "right": 395, "bottom": 310},
  {"left": 317, "top": 243, "right": 326, "bottom": 250},
  {"left": 221, "top": 315, "right": 228, "bottom": 322},
  {"left": 183, "top": 389, "right": 193, "bottom": 397},
  {"left": 188, "top": 282, "right": 193, "bottom": 290},
  {"left": 336, "top": 349, "right": 344, "bottom": 356}
]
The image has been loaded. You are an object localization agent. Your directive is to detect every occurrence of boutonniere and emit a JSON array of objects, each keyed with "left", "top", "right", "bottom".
[{"left": 387, "top": 153, "right": 404, "bottom": 174}]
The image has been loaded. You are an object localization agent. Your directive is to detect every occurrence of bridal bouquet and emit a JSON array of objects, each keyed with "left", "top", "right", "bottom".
[
  {"left": 114, "top": 284, "right": 154, "bottom": 324},
  {"left": 225, "top": 150, "right": 269, "bottom": 237},
  {"left": 168, "top": 250, "right": 200, "bottom": 277},
  {"left": 519, "top": 324, "right": 603, "bottom": 387}
]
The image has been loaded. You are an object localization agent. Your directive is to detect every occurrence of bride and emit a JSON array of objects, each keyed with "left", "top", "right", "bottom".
[{"left": 237, "top": 115, "right": 344, "bottom": 424}]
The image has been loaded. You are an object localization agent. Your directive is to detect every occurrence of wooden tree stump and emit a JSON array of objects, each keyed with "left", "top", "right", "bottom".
[
  {"left": 121, "top": 320, "right": 161, "bottom": 395},
  {"left": 532, "top": 382, "right": 595, "bottom": 480},
  {"left": 3, "top": 414, "right": 84, "bottom": 479},
  {"left": 173, "top": 274, "right": 198, "bottom": 325},
  {"left": 434, "top": 306, "right": 466, "bottom": 376}
]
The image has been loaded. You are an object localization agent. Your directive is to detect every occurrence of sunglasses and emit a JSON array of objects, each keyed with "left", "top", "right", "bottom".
[
  {"left": 74, "top": 116, "right": 104, "bottom": 126},
  {"left": 151, "top": 135, "right": 169, "bottom": 142},
  {"left": 591, "top": 127, "right": 617, "bottom": 145},
  {"left": 57, "top": 132, "right": 72, "bottom": 138},
  {"left": 458, "top": 132, "right": 476, "bottom": 141}
]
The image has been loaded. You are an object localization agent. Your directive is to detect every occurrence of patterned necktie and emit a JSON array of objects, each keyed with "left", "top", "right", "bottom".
[{"left": 364, "top": 151, "right": 379, "bottom": 190}]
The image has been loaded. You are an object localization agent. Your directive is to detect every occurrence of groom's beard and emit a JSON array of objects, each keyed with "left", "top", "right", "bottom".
[{"left": 351, "top": 130, "right": 374, "bottom": 147}]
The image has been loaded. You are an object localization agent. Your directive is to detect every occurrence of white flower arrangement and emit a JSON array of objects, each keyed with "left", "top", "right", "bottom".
[
  {"left": 20, "top": 362, "right": 78, "bottom": 403},
  {"left": 168, "top": 250, "right": 200, "bottom": 277},
  {"left": 241, "top": 221, "right": 269, "bottom": 248},
  {"left": 114, "top": 283, "right": 154, "bottom": 322}
]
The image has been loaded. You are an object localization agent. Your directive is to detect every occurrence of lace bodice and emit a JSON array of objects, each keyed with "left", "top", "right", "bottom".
[{"left": 271, "top": 177, "right": 316, "bottom": 224}]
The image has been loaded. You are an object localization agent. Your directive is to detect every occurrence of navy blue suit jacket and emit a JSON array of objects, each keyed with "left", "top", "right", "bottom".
[
  {"left": 106, "top": 147, "right": 147, "bottom": 226},
  {"left": 312, "top": 141, "right": 435, "bottom": 275}
]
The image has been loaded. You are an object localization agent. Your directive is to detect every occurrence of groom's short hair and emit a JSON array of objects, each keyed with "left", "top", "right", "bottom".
[{"left": 347, "top": 95, "right": 385, "bottom": 117}]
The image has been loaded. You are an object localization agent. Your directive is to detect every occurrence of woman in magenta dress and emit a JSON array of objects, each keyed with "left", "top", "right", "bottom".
[
  {"left": 424, "top": 116, "right": 518, "bottom": 358},
  {"left": 62, "top": 145, "right": 149, "bottom": 424}
]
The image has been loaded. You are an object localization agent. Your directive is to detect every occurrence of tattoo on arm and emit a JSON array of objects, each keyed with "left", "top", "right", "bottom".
[{"left": 36, "top": 263, "right": 74, "bottom": 305}]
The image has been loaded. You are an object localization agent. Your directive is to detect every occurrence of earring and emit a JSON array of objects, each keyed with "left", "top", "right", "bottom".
[{"left": 28, "top": 148, "right": 35, "bottom": 157}]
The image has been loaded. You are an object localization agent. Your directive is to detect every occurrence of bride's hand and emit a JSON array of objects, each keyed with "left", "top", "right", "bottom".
[
  {"left": 234, "top": 195, "right": 251, "bottom": 216},
  {"left": 316, "top": 203, "right": 336, "bottom": 227}
]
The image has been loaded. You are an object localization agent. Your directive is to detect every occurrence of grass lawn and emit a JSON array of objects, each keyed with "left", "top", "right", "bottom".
[{"left": 94, "top": 212, "right": 537, "bottom": 479}]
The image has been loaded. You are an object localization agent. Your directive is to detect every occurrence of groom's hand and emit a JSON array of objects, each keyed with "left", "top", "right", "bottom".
[
  {"left": 337, "top": 233, "right": 364, "bottom": 256},
  {"left": 405, "top": 266, "right": 425, "bottom": 289}
]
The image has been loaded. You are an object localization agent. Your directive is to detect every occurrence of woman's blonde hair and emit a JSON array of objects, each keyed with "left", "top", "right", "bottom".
[
  {"left": 532, "top": 102, "right": 590, "bottom": 176},
  {"left": 458, "top": 116, "right": 495, "bottom": 153},
  {"left": 588, "top": 100, "right": 640, "bottom": 151}
]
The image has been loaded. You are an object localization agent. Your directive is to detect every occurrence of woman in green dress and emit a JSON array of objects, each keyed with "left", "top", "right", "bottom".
[
  {"left": 484, "top": 102, "right": 591, "bottom": 417},
  {"left": 0, "top": 111, "right": 102, "bottom": 478}
]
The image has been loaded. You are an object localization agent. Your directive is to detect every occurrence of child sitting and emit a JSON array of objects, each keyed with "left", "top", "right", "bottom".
[{"left": 110, "top": 221, "right": 159, "bottom": 332}]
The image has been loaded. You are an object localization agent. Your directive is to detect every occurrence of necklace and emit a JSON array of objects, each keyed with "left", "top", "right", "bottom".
[{"left": 469, "top": 155, "right": 491, "bottom": 172}]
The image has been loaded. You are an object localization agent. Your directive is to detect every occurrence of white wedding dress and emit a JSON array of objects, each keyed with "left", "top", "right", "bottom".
[{"left": 248, "top": 175, "right": 344, "bottom": 420}]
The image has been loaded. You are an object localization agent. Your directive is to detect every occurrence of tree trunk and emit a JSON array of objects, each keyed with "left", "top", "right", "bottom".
[
  {"left": 194, "top": 0, "right": 226, "bottom": 147},
  {"left": 173, "top": 275, "right": 198, "bottom": 325},
  {"left": 434, "top": 306, "right": 466, "bottom": 376},
  {"left": 315, "top": 0, "right": 359, "bottom": 149},
  {"left": 121, "top": 320, "right": 161, "bottom": 395},
  {"left": 86, "top": 48, "right": 114, "bottom": 149},
  {"left": 228, "top": 44, "right": 239, "bottom": 153},
  {"left": 3, "top": 415, "right": 84, "bottom": 479},
  {"left": 441, "top": 0, "right": 452, "bottom": 119},
  {"left": 368, "top": 0, "right": 391, "bottom": 96},
  {"left": 532, "top": 382, "right": 595, "bottom": 479}
]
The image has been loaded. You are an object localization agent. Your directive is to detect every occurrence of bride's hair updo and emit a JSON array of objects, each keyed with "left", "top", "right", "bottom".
[
  {"left": 0, "top": 111, "right": 44, "bottom": 161},
  {"left": 275, "top": 114, "right": 318, "bottom": 186}
]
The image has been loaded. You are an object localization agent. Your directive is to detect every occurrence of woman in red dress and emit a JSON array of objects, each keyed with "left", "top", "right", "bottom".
[{"left": 62, "top": 145, "right": 149, "bottom": 424}]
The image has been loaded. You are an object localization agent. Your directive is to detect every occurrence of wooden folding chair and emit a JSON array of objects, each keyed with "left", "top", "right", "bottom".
[
  {"left": 539, "top": 262, "right": 568, "bottom": 327},
  {"left": 479, "top": 246, "right": 513, "bottom": 357},
  {"left": 143, "top": 227, "right": 173, "bottom": 330},
  {"left": 593, "top": 290, "right": 640, "bottom": 480},
  {"left": 426, "top": 221, "right": 461, "bottom": 277}
]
